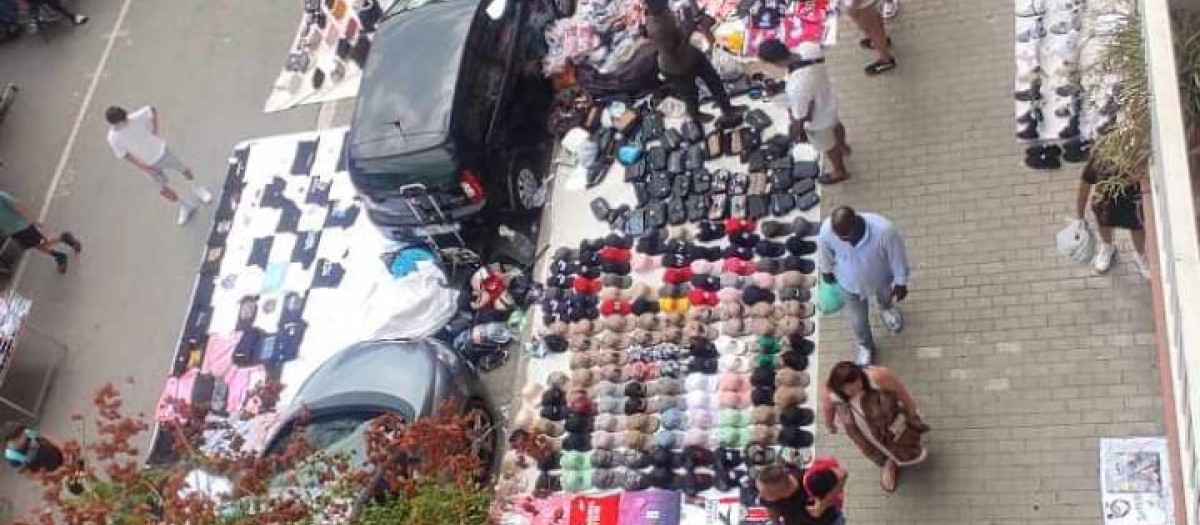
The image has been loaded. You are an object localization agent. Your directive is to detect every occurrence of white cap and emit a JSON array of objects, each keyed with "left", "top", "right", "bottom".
[{"left": 795, "top": 41, "right": 824, "bottom": 61}]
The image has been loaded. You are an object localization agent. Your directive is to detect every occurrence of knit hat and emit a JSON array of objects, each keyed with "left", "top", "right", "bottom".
[
  {"left": 620, "top": 449, "right": 652, "bottom": 469},
  {"left": 652, "top": 430, "right": 683, "bottom": 449},
  {"left": 753, "top": 353, "right": 777, "bottom": 369},
  {"left": 684, "top": 428, "right": 710, "bottom": 448},
  {"left": 593, "top": 413, "right": 619, "bottom": 432},
  {"left": 649, "top": 467, "right": 676, "bottom": 489},
  {"left": 565, "top": 413, "right": 593, "bottom": 434},
  {"left": 720, "top": 355, "right": 751, "bottom": 373},
  {"left": 593, "top": 395, "right": 621, "bottom": 414},
  {"left": 592, "top": 431, "right": 619, "bottom": 450},
  {"left": 750, "top": 386, "right": 775, "bottom": 406},
  {"left": 718, "top": 391, "right": 751, "bottom": 409},
  {"left": 662, "top": 407, "right": 688, "bottom": 430},
  {"left": 780, "top": 446, "right": 812, "bottom": 467},
  {"left": 718, "top": 408, "right": 749, "bottom": 427},
  {"left": 537, "top": 450, "right": 562, "bottom": 472},
  {"left": 750, "top": 366, "right": 775, "bottom": 387},
  {"left": 722, "top": 317, "right": 748, "bottom": 337},
  {"left": 751, "top": 406, "right": 777, "bottom": 425},
  {"left": 648, "top": 377, "right": 684, "bottom": 396},
  {"left": 649, "top": 445, "right": 675, "bottom": 467},
  {"left": 741, "top": 285, "right": 775, "bottom": 305},
  {"left": 685, "top": 372, "right": 716, "bottom": 391},
  {"left": 535, "top": 472, "right": 562, "bottom": 493},
  {"left": 754, "top": 240, "right": 787, "bottom": 258},
  {"left": 756, "top": 258, "right": 783, "bottom": 274},
  {"left": 621, "top": 470, "right": 651, "bottom": 491},
  {"left": 717, "top": 426, "right": 751, "bottom": 448},
  {"left": 561, "top": 450, "right": 591, "bottom": 471},
  {"left": 624, "top": 431, "right": 652, "bottom": 451},
  {"left": 785, "top": 334, "right": 815, "bottom": 355},
  {"left": 686, "top": 391, "right": 712, "bottom": 410},
  {"left": 688, "top": 357, "right": 719, "bottom": 374},
  {"left": 563, "top": 433, "right": 592, "bottom": 451},
  {"left": 718, "top": 301, "right": 745, "bottom": 319},
  {"left": 648, "top": 395, "right": 683, "bottom": 413},
  {"left": 625, "top": 413, "right": 661, "bottom": 433},
  {"left": 697, "top": 220, "right": 726, "bottom": 241},
  {"left": 592, "top": 468, "right": 619, "bottom": 490},
  {"left": 785, "top": 236, "right": 817, "bottom": 256},
  {"left": 776, "top": 369, "right": 809, "bottom": 387},
  {"left": 625, "top": 397, "right": 648, "bottom": 415},
  {"left": 718, "top": 372, "right": 749, "bottom": 392},
  {"left": 780, "top": 406, "right": 815, "bottom": 426},
  {"left": 775, "top": 271, "right": 813, "bottom": 289},
  {"left": 748, "top": 425, "right": 776, "bottom": 445},
  {"left": 720, "top": 273, "right": 746, "bottom": 289},
  {"left": 778, "top": 426, "right": 814, "bottom": 448},
  {"left": 687, "top": 305, "right": 716, "bottom": 323},
  {"left": 691, "top": 259, "right": 717, "bottom": 275},
  {"left": 561, "top": 469, "right": 592, "bottom": 492},
  {"left": 781, "top": 256, "right": 815, "bottom": 274},
  {"left": 750, "top": 271, "right": 776, "bottom": 289},
  {"left": 717, "top": 335, "right": 748, "bottom": 355},
  {"left": 773, "top": 386, "right": 807, "bottom": 407}
]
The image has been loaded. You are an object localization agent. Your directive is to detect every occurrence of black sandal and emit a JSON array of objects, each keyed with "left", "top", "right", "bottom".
[
  {"left": 858, "top": 36, "right": 892, "bottom": 50},
  {"left": 864, "top": 57, "right": 897, "bottom": 76}
]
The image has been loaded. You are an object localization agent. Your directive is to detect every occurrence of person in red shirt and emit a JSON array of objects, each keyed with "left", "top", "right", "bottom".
[{"left": 755, "top": 457, "right": 848, "bottom": 525}]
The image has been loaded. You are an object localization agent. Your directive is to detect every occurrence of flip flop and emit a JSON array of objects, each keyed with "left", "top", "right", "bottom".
[
  {"left": 881, "top": 460, "right": 899, "bottom": 493},
  {"left": 858, "top": 36, "right": 893, "bottom": 50},
  {"left": 865, "top": 58, "right": 898, "bottom": 76}
]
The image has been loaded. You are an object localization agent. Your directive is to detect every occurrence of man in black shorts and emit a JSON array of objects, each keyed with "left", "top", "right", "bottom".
[
  {"left": 0, "top": 190, "right": 80, "bottom": 273},
  {"left": 1075, "top": 158, "right": 1150, "bottom": 278}
]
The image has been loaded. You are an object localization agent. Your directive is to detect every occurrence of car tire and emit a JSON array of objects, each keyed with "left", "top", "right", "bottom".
[
  {"left": 508, "top": 156, "right": 545, "bottom": 211},
  {"left": 464, "top": 400, "right": 498, "bottom": 473}
]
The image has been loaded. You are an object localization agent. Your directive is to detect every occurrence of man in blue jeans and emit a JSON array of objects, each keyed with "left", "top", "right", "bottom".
[{"left": 817, "top": 206, "right": 909, "bottom": 365}]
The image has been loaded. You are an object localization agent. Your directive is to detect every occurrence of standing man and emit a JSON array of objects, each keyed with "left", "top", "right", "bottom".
[
  {"left": 644, "top": 0, "right": 742, "bottom": 127},
  {"left": 755, "top": 459, "right": 848, "bottom": 525},
  {"left": 1075, "top": 157, "right": 1151, "bottom": 279},
  {"left": 817, "top": 206, "right": 909, "bottom": 365},
  {"left": 105, "top": 105, "right": 212, "bottom": 226},
  {"left": 757, "top": 40, "right": 851, "bottom": 185},
  {"left": 842, "top": 0, "right": 896, "bottom": 75},
  {"left": 0, "top": 190, "right": 80, "bottom": 274}
]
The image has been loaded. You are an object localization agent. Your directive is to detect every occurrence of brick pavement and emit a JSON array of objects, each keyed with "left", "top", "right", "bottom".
[{"left": 814, "top": 1, "right": 1163, "bottom": 523}]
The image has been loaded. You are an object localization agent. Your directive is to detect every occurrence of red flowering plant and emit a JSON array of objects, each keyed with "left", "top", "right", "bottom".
[{"left": 7, "top": 382, "right": 499, "bottom": 525}]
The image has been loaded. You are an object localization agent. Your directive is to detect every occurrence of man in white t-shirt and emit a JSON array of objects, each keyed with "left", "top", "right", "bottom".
[
  {"left": 758, "top": 40, "right": 851, "bottom": 184},
  {"left": 105, "top": 105, "right": 211, "bottom": 225}
]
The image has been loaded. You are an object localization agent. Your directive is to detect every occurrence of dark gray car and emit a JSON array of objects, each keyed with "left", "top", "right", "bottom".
[{"left": 262, "top": 338, "right": 499, "bottom": 472}]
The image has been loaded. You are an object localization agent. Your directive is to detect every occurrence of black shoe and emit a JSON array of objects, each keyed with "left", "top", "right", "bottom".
[
  {"left": 1014, "top": 79, "right": 1042, "bottom": 102},
  {"left": 715, "top": 112, "right": 743, "bottom": 129},
  {"left": 1055, "top": 83, "right": 1082, "bottom": 97},
  {"left": 1058, "top": 124, "right": 1080, "bottom": 139},
  {"left": 1016, "top": 107, "right": 1042, "bottom": 124},
  {"left": 52, "top": 252, "right": 68, "bottom": 274},
  {"left": 61, "top": 231, "right": 82, "bottom": 253},
  {"left": 1016, "top": 122, "right": 1039, "bottom": 140},
  {"left": 691, "top": 112, "right": 715, "bottom": 124},
  {"left": 864, "top": 57, "right": 897, "bottom": 76}
]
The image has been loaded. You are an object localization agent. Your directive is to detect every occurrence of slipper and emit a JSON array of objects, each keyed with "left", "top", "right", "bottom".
[
  {"left": 865, "top": 58, "right": 897, "bottom": 76},
  {"left": 881, "top": 460, "right": 899, "bottom": 493},
  {"left": 817, "top": 172, "right": 848, "bottom": 185},
  {"left": 858, "top": 36, "right": 893, "bottom": 50}
]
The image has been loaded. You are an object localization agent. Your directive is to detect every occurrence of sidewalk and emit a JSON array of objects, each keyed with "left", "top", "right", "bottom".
[{"left": 815, "top": 1, "right": 1163, "bottom": 523}]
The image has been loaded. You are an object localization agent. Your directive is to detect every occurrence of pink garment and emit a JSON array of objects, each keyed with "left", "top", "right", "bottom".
[
  {"left": 201, "top": 332, "right": 242, "bottom": 378},
  {"left": 224, "top": 365, "right": 268, "bottom": 416},
  {"left": 618, "top": 489, "right": 682, "bottom": 525},
  {"left": 156, "top": 369, "right": 198, "bottom": 422}
]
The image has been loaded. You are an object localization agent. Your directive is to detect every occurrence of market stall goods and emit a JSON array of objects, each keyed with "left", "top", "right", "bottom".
[
  {"left": 148, "top": 129, "right": 459, "bottom": 461},
  {"left": 1013, "top": 0, "right": 1120, "bottom": 169},
  {"left": 264, "top": 0, "right": 390, "bottom": 112},
  {"left": 499, "top": 87, "right": 822, "bottom": 525}
]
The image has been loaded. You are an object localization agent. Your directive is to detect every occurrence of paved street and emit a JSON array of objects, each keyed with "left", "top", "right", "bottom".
[
  {"left": 815, "top": 0, "right": 1163, "bottom": 523},
  {"left": 0, "top": 0, "right": 1167, "bottom": 522}
]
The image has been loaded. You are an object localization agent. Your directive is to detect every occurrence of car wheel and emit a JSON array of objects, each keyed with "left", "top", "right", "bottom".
[
  {"left": 509, "top": 158, "right": 545, "bottom": 210},
  {"left": 464, "top": 401, "right": 498, "bottom": 472}
]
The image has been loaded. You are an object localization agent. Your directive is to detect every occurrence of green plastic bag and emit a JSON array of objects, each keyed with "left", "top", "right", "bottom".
[{"left": 816, "top": 280, "right": 844, "bottom": 316}]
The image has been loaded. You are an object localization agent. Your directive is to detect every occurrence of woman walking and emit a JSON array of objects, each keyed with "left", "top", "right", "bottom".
[{"left": 821, "top": 361, "right": 929, "bottom": 492}]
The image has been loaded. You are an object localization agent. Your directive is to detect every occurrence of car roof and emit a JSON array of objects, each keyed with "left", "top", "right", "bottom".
[{"left": 349, "top": 0, "right": 478, "bottom": 159}]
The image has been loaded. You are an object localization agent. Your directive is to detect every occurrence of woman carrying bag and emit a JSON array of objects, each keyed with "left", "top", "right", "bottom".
[{"left": 820, "top": 361, "right": 929, "bottom": 493}]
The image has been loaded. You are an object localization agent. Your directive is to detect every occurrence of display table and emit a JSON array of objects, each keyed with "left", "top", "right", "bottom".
[{"left": 0, "top": 290, "right": 67, "bottom": 421}]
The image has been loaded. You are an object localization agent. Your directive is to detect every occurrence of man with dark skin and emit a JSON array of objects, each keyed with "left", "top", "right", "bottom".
[
  {"left": 644, "top": 0, "right": 742, "bottom": 127},
  {"left": 817, "top": 207, "right": 909, "bottom": 365}
]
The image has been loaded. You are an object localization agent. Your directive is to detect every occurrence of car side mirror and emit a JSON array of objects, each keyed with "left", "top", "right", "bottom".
[{"left": 485, "top": 0, "right": 507, "bottom": 20}]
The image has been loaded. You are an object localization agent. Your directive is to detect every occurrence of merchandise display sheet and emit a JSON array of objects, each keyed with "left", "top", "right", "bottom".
[
  {"left": 501, "top": 92, "right": 822, "bottom": 525},
  {"left": 150, "top": 128, "right": 409, "bottom": 458}
]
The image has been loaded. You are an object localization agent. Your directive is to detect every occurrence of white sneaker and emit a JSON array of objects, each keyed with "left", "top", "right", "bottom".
[
  {"left": 879, "top": 0, "right": 899, "bottom": 19},
  {"left": 177, "top": 205, "right": 196, "bottom": 226},
  {"left": 1132, "top": 252, "right": 1151, "bottom": 280},
  {"left": 880, "top": 307, "right": 904, "bottom": 334},
  {"left": 1093, "top": 243, "right": 1115, "bottom": 274},
  {"left": 854, "top": 344, "right": 874, "bottom": 366},
  {"left": 193, "top": 186, "right": 213, "bottom": 204}
]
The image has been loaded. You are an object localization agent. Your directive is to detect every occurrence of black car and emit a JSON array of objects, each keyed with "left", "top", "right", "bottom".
[{"left": 348, "top": 0, "right": 554, "bottom": 236}]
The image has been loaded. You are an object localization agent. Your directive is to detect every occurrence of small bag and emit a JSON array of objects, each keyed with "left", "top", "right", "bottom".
[
  {"left": 815, "top": 280, "right": 844, "bottom": 316},
  {"left": 1056, "top": 219, "right": 1095, "bottom": 264}
]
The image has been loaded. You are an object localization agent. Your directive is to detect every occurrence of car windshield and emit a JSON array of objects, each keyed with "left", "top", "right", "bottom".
[
  {"left": 267, "top": 412, "right": 383, "bottom": 495},
  {"left": 349, "top": 145, "right": 456, "bottom": 193}
]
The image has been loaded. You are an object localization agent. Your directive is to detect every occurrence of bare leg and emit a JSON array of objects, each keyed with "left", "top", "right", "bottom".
[
  {"left": 1097, "top": 226, "right": 1114, "bottom": 244},
  {"left": 160, "top": 186, "right": 180, "bottom": 203},
  {"left": 1131, "top": 228, "right": 1147, "bottom": 255},
  {"left": 826, "top": 145, "right": 850, "bottom": 181},
  {"left": 834, "top": 122, "right": 852, "bottom": 156},
  {"left": 851, "top": 6, "right": 891, "bottom": 62}
]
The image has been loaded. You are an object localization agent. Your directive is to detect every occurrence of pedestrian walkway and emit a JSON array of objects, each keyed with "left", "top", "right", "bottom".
[{"left": 815, "top": 1, "right": 1163, "bottom": 523}]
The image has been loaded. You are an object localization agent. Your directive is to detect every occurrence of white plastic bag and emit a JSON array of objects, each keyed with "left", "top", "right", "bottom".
[
  {"left": 1056, "top": 218, "right": 1095, "bottom": 264},
  {"left": 711, "top": 46, "right": 745, "bottom": 79}
]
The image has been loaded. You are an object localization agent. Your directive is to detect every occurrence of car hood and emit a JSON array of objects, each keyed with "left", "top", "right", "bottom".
[{"left": 349, "top": 0, "right": 477, "bottom": 160}]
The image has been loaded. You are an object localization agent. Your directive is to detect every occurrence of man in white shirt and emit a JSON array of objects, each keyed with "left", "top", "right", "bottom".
[
  {"left": 757, "top": 40, "right": 851, "bottom": 185},
  {"left": 105, "top": 105, "right": 211, "bottom": 225},
  {"left": 817, "top": 207, "right": 910, "bottom": 365}
]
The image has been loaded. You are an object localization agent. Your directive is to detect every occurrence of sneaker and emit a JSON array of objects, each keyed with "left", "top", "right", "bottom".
[
  {"left": 879, "top": 0, "right": 899, "bottom": 19},
  {"left": 1093, "top": 242, "right": 1115, "bottom": 274},
  {"left": 60, "top": 231, "right": 82, "bottom": 253},
  {"left": 193, "top": 186, "right": 213, "bottom": 204},
  {"left": 1132, "top": 252, "right": 1151, "bottom": 280},
  {"left": 72, "top": 14, "right": 89, "bottom": 25},
  {"left": 177, "top": 205, "right": 196, "bottom": 226},
  {"left": 854, "top": 344, "right": 874, "bottom": 366},
  {"left": 880, "top": 307, "right": 904, "bottom": 334}
]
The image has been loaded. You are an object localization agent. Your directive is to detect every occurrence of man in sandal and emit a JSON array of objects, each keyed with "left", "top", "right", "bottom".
[
  {"left": 758, "top": 40, "right": 851, "bottom": 185},
  {"left": 0, "top": 190, "right": 80, "bottom": 274},
  {"left": 843, "top": 0, "right": 896, "bottom": 75},
  {"left": 817, "top": 206, "right": 909, "bottom": 365}
]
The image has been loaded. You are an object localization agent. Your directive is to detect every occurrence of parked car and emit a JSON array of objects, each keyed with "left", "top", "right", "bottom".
[
  {"left": 347, "top": 0, "right": 554, "bottom": 237},
  {"left": 262, "top": 338, "right": 499, "bottom": 472}
]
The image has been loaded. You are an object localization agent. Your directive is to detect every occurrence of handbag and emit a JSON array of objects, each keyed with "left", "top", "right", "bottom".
[{"left": 815, "top": 280, "right": 843, "bottom": 315}]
